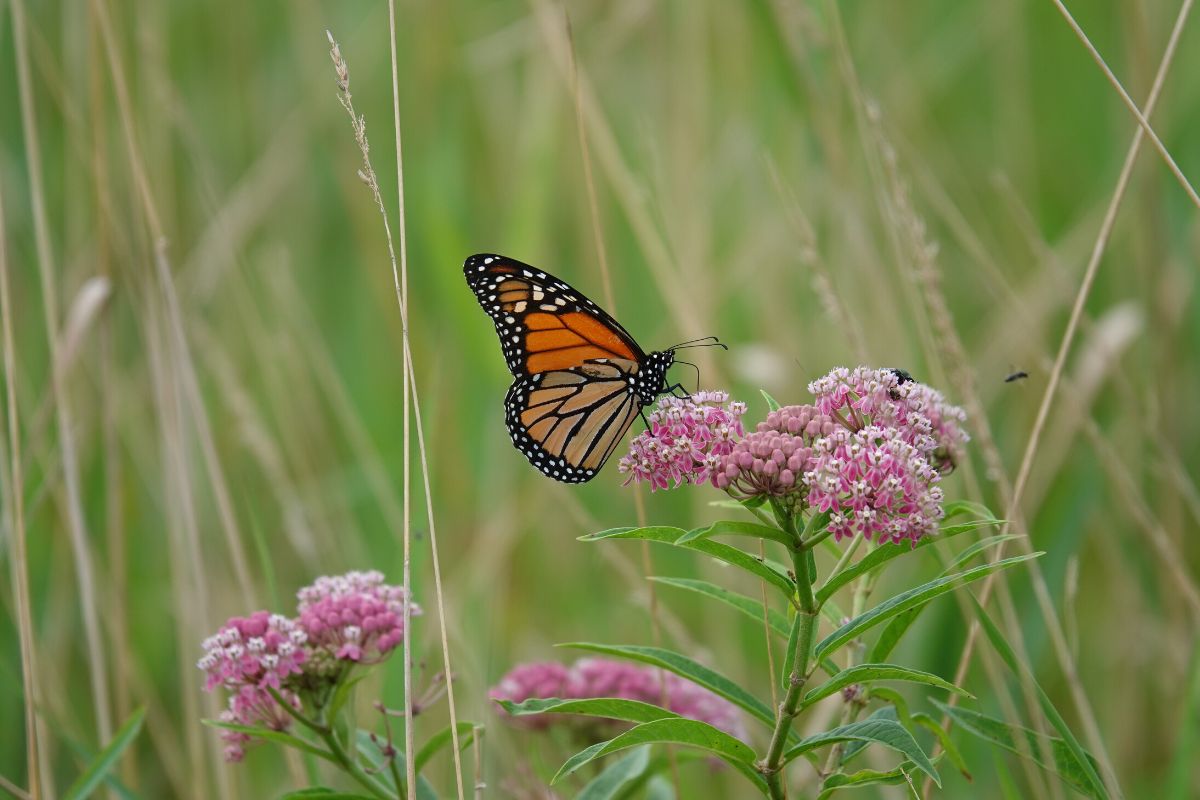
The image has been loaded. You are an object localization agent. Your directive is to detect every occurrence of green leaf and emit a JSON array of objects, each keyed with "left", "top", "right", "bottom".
[
  {"left": 414, "top": 721, "right": 477, "bottom": 774},
  {"left": 801, "top": 664, "right": 972, "bottom": 708},
  {"left": 560, "top": 643, "right": 775, "bottom": 731},
  {"left": 675, "top": 520, "right": 794, "bottom": 548},
  {"left": 911, "top": 712, "right": 972, "bottom": 781},
  {"left": 938, "top": 534, "right": 1025, "bottom": 575},
  {"left": 815, "top": 552, "right": 1042, "bottom": 660},
  {"left": 580, "top": 526, "right": 795, "bottom": 599},
  {"left": 970, "top": 600, "right": 1109, "bottom": 798},
  {"left": 761, "top": 389, "right": 781, "bottom": 411},
  {"left": 868, "top": 606, "right": 922, "bottom": 663},
  {"left": 552, "top": 719, "right": 764, "bottom": 791},
  {"left": 279, "top": 790, "right": 378, "bottom": 800},
  {"left": 204, "top": 720, "right": 336, "bottom": 764},
  {"left": 839, "top": 705, "right": 898, "bottom": 764},
  {"left": 577, "top": 745, "right": 652, "bottom": 800},
  {"left": 580, "top": 526, "right": 688, "bottom": 543},
  {"left": 932, "top": 701, "right": 1104, "bottom": 797},
  {"left": 782, "top": 718, "right": 939, "bottom": 786},
  {"left": 817, "top": 763, "right": 921, "bottom": 799},
  {"left": 816, "top": 518, "right": 1000, "bottom": 605},
  {"left": 327, "top": 672, "right": 368, "bottom": 723},
  {"left": 649, "top": 577, "right": 789, "bottom": 637},
  {"left": 941, "top": 499, "right": 997, "bottom": 521},
  {"left": 62, "top": 707, "right": 146, "bottom": 800},
  {"left": 498, "top": 697, "right": 677, "bottom": 725}
]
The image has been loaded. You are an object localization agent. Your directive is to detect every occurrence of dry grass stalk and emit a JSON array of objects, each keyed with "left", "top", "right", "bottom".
[{"left": 327, "top": 30, "right": 466, "bottom": 799}]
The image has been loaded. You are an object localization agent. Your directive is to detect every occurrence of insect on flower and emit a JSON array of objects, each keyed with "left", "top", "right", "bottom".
[{"left": 464, "top": 253, "right": 725, "bottom": 483}]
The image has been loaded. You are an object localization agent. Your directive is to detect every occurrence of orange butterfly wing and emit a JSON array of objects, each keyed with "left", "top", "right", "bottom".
[{"left": 464, "top": 254, "right": 671, "bottom": 483}]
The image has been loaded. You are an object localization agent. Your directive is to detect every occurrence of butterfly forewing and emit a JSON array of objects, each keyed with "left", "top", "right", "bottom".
[
  {"left": 464, "top": 254, "right": 645, "bottom": 376},
  {"left": 464, "top": 253, "right": 671, "bottom": 483}
]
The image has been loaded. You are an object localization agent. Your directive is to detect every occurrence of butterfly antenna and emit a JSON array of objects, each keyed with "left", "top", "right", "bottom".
[
  {"left": 670, "top": 335, "right": 728, "bottom": 351},
  {"left": 673, "top": 358, "right": 701, "bottom": 393}
]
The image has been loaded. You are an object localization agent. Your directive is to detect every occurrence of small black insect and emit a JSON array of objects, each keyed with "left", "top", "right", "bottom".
[
  {"left": 887, "top": 368, "right": 916, "bottom": 399},
  {"left": 1004, "top": 371, "right": 1029, "bottom": 383}
]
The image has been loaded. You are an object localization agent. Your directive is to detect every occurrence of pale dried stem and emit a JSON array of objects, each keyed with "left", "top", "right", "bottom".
[
  {"left": 11, "top": 0, "right": 113, "bottom": 748},
  {"left": 929, "top": 0, "right": 1197, "bottom": 794},
  {"left": 328, "top": 30, "right": 466, "bottom": 799},
  {"left": 0, "top": 161, "right": 43, "bottom": 800},
  {"left": 1051, "top": 0, "right": 1200, "bottom": 211}
]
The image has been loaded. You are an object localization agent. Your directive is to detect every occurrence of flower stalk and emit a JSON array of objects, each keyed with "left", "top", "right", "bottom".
[{"left": 760, "top": 510, "right": 822, "bottom": 799}]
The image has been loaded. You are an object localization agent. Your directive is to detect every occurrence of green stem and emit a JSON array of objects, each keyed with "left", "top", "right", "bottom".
[
  {"left": 820, "top": 570, "right": 877, "bottom": 776},
  {"left": 268, "top": 688, "right": 396, "bottom": 799},
  {"left": 317, "top": 725, "right": 397, "bottom": 800},
  {"left": 760, "top": 533, "right": 819, "bottom": 799}
]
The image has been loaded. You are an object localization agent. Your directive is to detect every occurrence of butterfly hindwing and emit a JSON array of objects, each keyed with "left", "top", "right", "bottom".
[{"left": 504, "top": 370, "right": 643, "bottom": 483}]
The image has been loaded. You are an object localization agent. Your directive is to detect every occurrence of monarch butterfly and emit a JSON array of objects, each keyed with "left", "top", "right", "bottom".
[{"left": 464, "top": 253, "right": 716, "bottom": 483}]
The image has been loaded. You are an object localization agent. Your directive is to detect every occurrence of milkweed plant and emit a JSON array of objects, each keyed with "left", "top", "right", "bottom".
[
  {"left": 198, "top": 571, "right": 473, "bottom": 799},
  {"left": 488, "top": 366, "right": 1097, "bottom": 799}
]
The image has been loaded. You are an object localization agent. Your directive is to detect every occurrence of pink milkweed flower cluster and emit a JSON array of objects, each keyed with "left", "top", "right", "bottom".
[
  {"left": 618, "top": 367, "right": 969, "bottom": 546},
  {"left": 715, "top": 404, "right": 837, "bottom": 499},
  {"left": 806, "top": 424, "right": 945, "bottom": 544},
  {"left": 808, "top": 366, "right": 969, "bottom": 472},
  {"left": 199, "top": 570, "right": 417, "bottom": 761},
  {"left": 198, "top": 612, "right": 308, "bottom": 761},
  {"left": 618, "top": 391, "right": 747, "bottom": 491},
  {"left": 298, "top": 570, "right": 420, "bottom": 666},
  {"left": 490, "top": 657, "right": 745, "bottom": 740}
]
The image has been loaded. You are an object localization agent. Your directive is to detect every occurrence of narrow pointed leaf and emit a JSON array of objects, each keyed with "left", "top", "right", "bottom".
[
  {"left": 552, "top": 719, "right": 763, "bottom": 791},
  {"left": 580, "top": 526, "right": 794, "bottom": 598},
  {"left": 498, "top": 697, "right": 677, "bottom": 725},
  {"left": 577, "top": 745, "right": 652, "bottom": 800},
  {"left": 869, "top": 606, "right": 923, "bottom": 663},
  {"left": 816, "top": 518, "right": 1001, "bottom": 605},
  {"left": 204, "top": 720, "right": 335, "bottom": 764},
  {"left": 650, "top": 577, "right": 789, "bottom": 636},
  {"left": 815, "top": 552, "right": 1042, "bottom": 660},
  {"left": 801, "top": 664, "right": 971, "bottom": 708},
  {"left": 932, "top": 701, "right": 1104, "bottom": 797},
  {"left": 676, "top": 520, "right": 794, "bottom": 548},
  {"left": 761, "top": 389, "right": 781, "bottom": 411},
  {"left": 782, "top": 718, "right": 939, "bottom": 785},
  {"left": 970, "top": 600, "right": 1109, "bottom": 798},
  {"left": 939, "top": 534, "right": 1025, "bottom": 575},
  {"left": 414, "top": 721, "right": 477, "bottom": 774},
  {"left": 911, "top": 711, "right": 972, "bottom": 781},
  {"left": 817, "top": 763, "right": 921, "bottom": 798},
  {"left": 62, "top": 707, "right": 147, "bottom": 800},
  {"left": 559, "top": 643, "right": 775, "bottom": 730}
]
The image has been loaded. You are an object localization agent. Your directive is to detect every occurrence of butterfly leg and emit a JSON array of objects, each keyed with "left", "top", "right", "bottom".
[{"left": 664, "top": 383, "right": 691, "bottom": 399}]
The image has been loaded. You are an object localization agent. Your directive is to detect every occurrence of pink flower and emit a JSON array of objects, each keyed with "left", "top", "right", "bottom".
[
  {"left": 490, "top": 657, "right": 745, "bottom": 740},
  {"left": 197, "top": 611, "right": 308, "bottom": 693},
  {"left": 297, "top": 570, "right": 420, "bottom": 665},
  {"left": 804, "top": 424, "right": 945, "bottom": 545},
  {"left": 198, "top": 612, "right": 308, "bottom": 762},
  {"left": 715, "top": 404, "right": 836, "bottom": 500},
  {"left": 807, "top": 366, "right": 968, "bottom": 471},
  {"left": 618, "top": 391, "right": 747, "bottom": 491},
  {"left": 217, "top": 685, "right": 302, "bottom": 762}
]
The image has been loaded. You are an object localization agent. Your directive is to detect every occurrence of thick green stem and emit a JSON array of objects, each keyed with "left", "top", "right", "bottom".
[
  {"left": 317, "top": 725, "right": 397, "bottom": 800},
  {"left": 269, "top": 687, "right": 396, "bottom": 799},
  {"left": 760, "top": 535, "right": 819, "bottom": 799}
]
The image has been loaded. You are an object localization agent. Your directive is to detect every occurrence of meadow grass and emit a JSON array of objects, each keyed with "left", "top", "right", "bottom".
[{"left": 1, "top": 0, "right": 1198, "bottom": 797}]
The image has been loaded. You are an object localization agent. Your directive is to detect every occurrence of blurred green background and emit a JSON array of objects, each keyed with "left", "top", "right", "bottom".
[{"left": 1, "top": 0, "right": 1198, "bottom": 796}]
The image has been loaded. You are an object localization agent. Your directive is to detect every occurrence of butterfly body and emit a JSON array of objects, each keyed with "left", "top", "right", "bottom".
[{"left": 464, "top": 253, "right": 675, "bottom": 482}]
